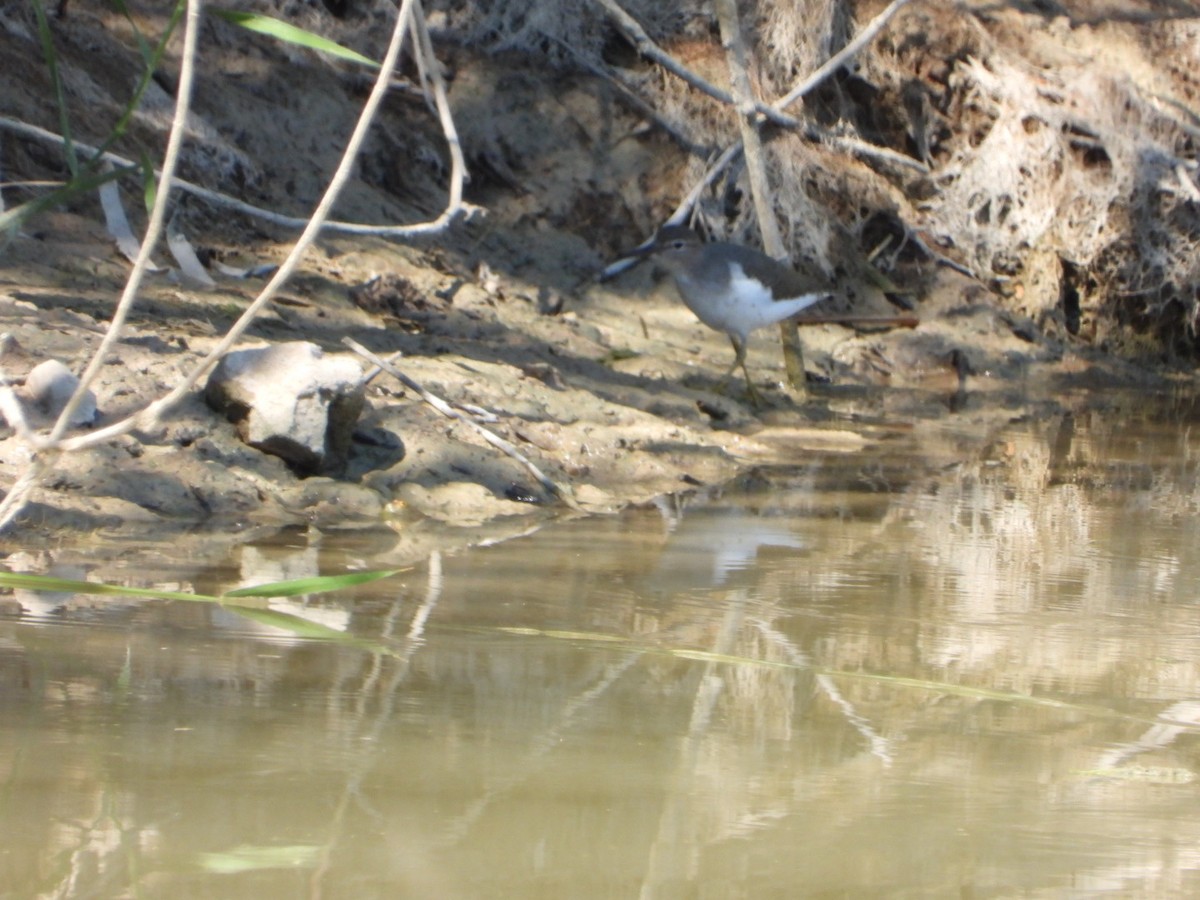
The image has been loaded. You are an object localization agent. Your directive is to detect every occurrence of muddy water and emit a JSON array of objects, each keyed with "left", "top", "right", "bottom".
[{"left": 5, "top": 402, "right": 1200, "bottom": 897}]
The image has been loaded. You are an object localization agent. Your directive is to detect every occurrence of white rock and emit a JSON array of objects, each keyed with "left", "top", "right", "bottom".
[
  {"left": 204, "top": 342, "right": 365, "bottom": 474},
  {"left": 24, "top": 359, "right": 98, "bottom": 426}
]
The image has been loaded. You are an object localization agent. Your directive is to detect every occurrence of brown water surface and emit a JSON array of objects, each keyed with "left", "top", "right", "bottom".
[{"left": 4, "top": 402, "right": 1200, "bottom": 897}]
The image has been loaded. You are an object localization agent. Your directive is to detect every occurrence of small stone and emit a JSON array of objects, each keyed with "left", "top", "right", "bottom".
[{"left": 24, "top": 359, "right": 98, "bottom": 426}]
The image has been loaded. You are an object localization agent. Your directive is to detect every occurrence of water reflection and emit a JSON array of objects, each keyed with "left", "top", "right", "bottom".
[
  {"left": 4, "top": 402, "right": 1200, "bottom": 896},
  {"left": 637, "top": 498, "right": 808, "bottom": 596}
]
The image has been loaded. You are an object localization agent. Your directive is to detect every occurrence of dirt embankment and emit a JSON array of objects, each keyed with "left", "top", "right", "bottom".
[{"left": 0, "top": 0, "right": 1194, "bottom": 543}]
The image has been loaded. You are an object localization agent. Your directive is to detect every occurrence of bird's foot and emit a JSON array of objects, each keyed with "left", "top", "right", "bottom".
[
  {"left": 711, "top": 375, "right": 766, "bottom": 410},
  {"left": 741, "top": 380, "right": 766, "bottom": 410}
]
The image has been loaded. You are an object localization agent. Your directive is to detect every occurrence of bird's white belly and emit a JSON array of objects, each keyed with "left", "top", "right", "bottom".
[{"left": 675, "top": 263, "right": 823, "bottom": 339}]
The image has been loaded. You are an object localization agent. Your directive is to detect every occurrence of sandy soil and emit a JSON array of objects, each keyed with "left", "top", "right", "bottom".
[{"left": 0, "top": 1, "right": 1188, "bottom": 548}]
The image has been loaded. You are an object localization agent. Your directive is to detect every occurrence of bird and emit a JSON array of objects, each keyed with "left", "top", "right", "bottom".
[{"left": 628, "top": 224, "right": 832, "bottom": 403}]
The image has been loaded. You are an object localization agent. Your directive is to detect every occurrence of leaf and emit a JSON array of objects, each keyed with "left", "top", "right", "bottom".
[
  {"left": 100, "top": 178, "right": 153, "bottom": 267},
  {"left": 223, "top": 568, "right": 407, "bottom": 598},
  {"left": 139, "top": 150, "right": 157, "bottom": 214},
  {"left": 0, "top": 164, "right": 136, "bottom": 237},
  {"left": 198, "top": 844, "right": 322, "bottom": 874},
  {"left": 107, "top": 0, "right": 155, "bottom": 66},
  {"left": 166, "top": 221, "right": 217, "bottom": 287},
  {"left": 227, "top": 605, "right": 355, "bottom": 642},
  {"left": 30, "top": 0, "right": 77, "bottom": 177},
  {"left": 210, "top": 9, "right": 379, "bottom": 68},
  {"left": 0, "top": 567, "right": 407, "bottom": 604},
  {"left": 0, "top": 571, "right": 221, "bottom": 603}
]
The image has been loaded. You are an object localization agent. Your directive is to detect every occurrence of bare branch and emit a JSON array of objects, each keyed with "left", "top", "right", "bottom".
[
  {"left": 0, "top": 14, "right": 479, "bottom": 242},
  {"left": 0, "top": 464, "right": 45, "bottom": 532},
  {"left": 343, "top": 339, "right": 583, "bottom": 511},
  {"left": 410, "top": 0, "right": 470, "bottom": 229},
  {"left": 53, "top": 0, "right": 422, "bottom": 458},
  {"left": 817, "top": 129, "right": 931, "bottom": 174},
  {"left": 46, "top": 0, "right": 205, "bottom": 445},
  {"left": 633, "top": 0, "right": 927, "bottom": 235},
  {"left": 590, "top": 0, "right": 799, "bottom": 129},
  {"left": 542, "top": 31, "right": 704, "bottom": 153},
  {"left": 775, "top": 0, "right": 917, "bottom": 112}
]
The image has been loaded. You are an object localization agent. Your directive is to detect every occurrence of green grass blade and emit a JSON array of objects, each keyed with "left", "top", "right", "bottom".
[
  {"left": 494, "top": 624, "right": 1200, "bottom": 733},
  {"left": 224, "top": 605, "right": 357, "bottom": 641},
  {"left": 107, "top": 0, "right": 154, "bottom": 65},
  {"left": 0, "top": 567, "right": 405, "bottom": 605},
  {"left": 223, "top": 568, "right": 408, "bottom": 598},
  {"left": 210, "top": 8, "right": 379, "bottom": 68},
  {"left": 139, "top": 150, "right": 157, "bottom": 213},
  {"left": 0, "top": 164, "right": 136, "bottom": 236},
  {"left": 0, "top": 571, "right": 222, "bottom": 603},
  {"left": 30, "top": 0, "right": 78, "bottom": 177},
  {"left": 89, "top": 0, "right": 186, "bottom": 164},
  {"left": 197, "top": 844, "right": 322, "bottom": 874}
]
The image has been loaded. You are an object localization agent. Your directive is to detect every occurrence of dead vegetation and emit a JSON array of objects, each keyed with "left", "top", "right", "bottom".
[
  {"left": 8, "top": 0, "right": 1200, "bottom": 343},
  {"left": 416, "top": 0, "right": 1200, "bottom": 354}
]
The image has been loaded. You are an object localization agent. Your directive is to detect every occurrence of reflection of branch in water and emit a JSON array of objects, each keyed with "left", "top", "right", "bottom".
[
  {"left": 405, "top": 551, "right": 441, "bottom": 647},
  {"left": 39, "top": 792, "right": 147, "bottom": 900},
  {"left": 351, "top": 551, "right": 442, "bottom": 723},
  {"left": 1094, "top": 699, "right": 1200, "bottom": 771},
  {"left": 640, "top": 591, "right": 746, "bottom": 898},
  {"left": 753, "top": 619, "right": 893, "bottom": 767},
  {"left": 311, "top": 553, "right": 445, "bottom": 898},
  {"left": 439, "top": 652, "right": 643, "bottom": 846}
]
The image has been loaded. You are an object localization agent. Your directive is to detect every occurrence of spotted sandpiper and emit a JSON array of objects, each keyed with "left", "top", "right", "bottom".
[{"left": 628, "top": 225, "right": 832, "bottom": 403}]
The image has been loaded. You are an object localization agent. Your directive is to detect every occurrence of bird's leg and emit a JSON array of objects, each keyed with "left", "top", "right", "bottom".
[
  {"left": 721, "top": 335, "right": 763, "bottom": 408},
  {"left": 740, "top": 360, "right": 763, "bottom": 408},
  {"left": 717, "top": 336, "right": 742, "bottom": 384}
]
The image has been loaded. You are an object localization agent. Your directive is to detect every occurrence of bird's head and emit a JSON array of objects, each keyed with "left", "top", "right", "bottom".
[{"left": 625, "top": 225, "right": 704, "bottom": 273}]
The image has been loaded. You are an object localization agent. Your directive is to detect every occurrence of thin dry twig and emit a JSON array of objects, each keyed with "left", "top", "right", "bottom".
[
  {"left": 0, "top": 0, "right": 459, "bottom": 531},
  {"left": 343, "top": 339, "right": 582, "bottom": 511},
  {"left": 49, "top": 0, "right": 204, "bottom": 444},
  {"left": 53, "top": 0, "right": 422, "bottom": 459},
  {"left": 0, "top": 8, "right": 478, "bottom": 240},
  {"left": 776, "top": 0, "right": 917, "bottom": 112},
  {"left": 0, "top": 116, "right": 481, "bottom": 237},
  {"left": 905, "top": 228, "right": 977, "bottom": 278},
  {"left": 676, "top": 0, "right": 923, "bottom": 219},
  {"left": 410, "top": 0, "right": 470, "bottom": 231},
  {"left": 0, "top": 115, "right": 481, "bottom": 236},
  {"left": 817, "top": 129, "right": 930, "bottom": 174},
  {"left": 543, "top": 31, "right": 704, "bottom": 154},
  {"left": 0, "top": 0, "right": 207, "bottom": 529},
  {"left": 596, "top": 141, "right": 741, "bottom": 281},
  {"left": 590, "top": 0, "right": 799, "bottom": 130}
]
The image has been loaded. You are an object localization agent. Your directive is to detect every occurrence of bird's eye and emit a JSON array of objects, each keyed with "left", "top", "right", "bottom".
[{"left": 670, "top": 240, "right": 685, "bottom": 250}]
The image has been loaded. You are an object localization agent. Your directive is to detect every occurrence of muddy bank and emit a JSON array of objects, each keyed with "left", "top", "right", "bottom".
[
  {"left": 0, "top": 0, "right": 1195, "bottom": 548},
  {"left": 0, "top": 212, "right": 1176, "bottom": 551}
]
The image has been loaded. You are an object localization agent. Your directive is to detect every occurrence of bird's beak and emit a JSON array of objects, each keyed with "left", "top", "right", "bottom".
[
  {"left": 623, "top": 238, "right": 658, "bottom": 258},
  {"left": 597, "top": 237, "right": 658, "bottom": 282}
]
